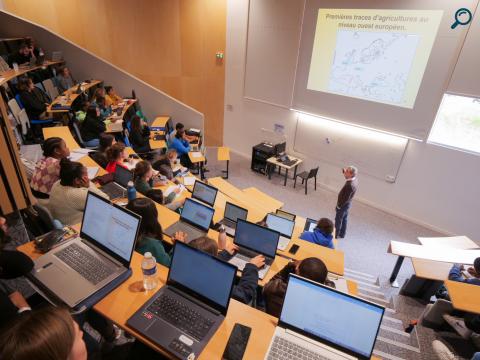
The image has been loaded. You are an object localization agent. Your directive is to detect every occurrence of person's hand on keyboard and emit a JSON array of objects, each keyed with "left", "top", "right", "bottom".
[
  {"left": 249, "top": 255, "right": 266, "bottom": 269},
  {"left": 173, "top": 231, "right": 187, "bottom": 243}
]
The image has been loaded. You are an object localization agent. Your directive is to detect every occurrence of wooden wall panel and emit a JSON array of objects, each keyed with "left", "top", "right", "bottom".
[{"left": 4, "top": 0, "right": 225, "bottom": 145}]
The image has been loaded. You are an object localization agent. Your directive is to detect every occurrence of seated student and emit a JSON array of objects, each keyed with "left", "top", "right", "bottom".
[
  {"left": 129, "top": 115, "right": 151, "bottom": 154},
  {"left": 145, "top": 189, "right": 184, "bottom": 212},
  {"left": 95, "top": 96, "right": 112, "bottom": 119},
  {"left": 18, "top": 77, "right": 50, "bottom": 120},
  {"left": 189, "top": 233, "right": 264, "bottom": 305},
  {"left": 90, "top": 87, "right": 106, "bottom": 104},
  {"left": 7, "top": 42, "right": 34, "bottom": 66},
  {"left": 30, "top": 137, "right": 70, "bottom": 198},
  {"left": 133, "top": 161, "right": 167, "bottom": 194},
  {"left": 105, "top": 143, "right": 129, "bottom": 174},
  {"left": 80, "top": 106, "right": 106, "bottom": 148},
  {"left": 89, "top": 133, "right": 115, "bottom": 169},
  {"left": 174, "top": 122, "right": 198, "bottom": 143},
  {"left": 48, "top": 159, "right": 109, "bottom": 225},
  {"left": 153, "top": 149, "right": 180, "bottom": 182},
  {"left": 0, "top": 306, "right": 88, "bottom": 360},
  {"left": 449, "top": 258, "right": 480, "bottom": 286},
  {"left": 263, "top": 258, "right": 335, "bottom": 317},
  {"left": 0, "top": 217, "right": 35, "bottom": 329},
  {"left": 55, "top": 66, "right": 76, "bottom": 93},
  {"left": 169, "top": 127, "right": 192, "bottom": 168},
  {"left": 104, "top": 86, "right": 122, "bottom": 107},
  {"left": 126, "top": 198, "right": 184, "bottom": 267},
  {"left": 75, "top": 100, "right": 90, "bottom": 123},
  {"left": 299, "top": 218, "right": 335, "bottom": 249}
]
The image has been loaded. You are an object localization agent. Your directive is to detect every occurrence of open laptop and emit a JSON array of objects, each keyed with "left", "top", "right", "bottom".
[
  {"left": 192, "top": 180, "right": 218, "bottom": 207},
  {"left": 32, "top": 191, "right": 141, "bottom": 307},
  {"left": 100, "top": 165, "right": 132, "bottom": 199},
  {"left": 127, "top": 241, "right": 237, "bottom": 360},
  {"left": 304, "top": 218, "right": 317, "bottom": 232},
  {"left": 228, "top": 219, "right": 280, "bottom": 280},
  {"left": 266, "top": 213, "right": 295, "bottom": 251},
  {"left": 276, "top": 209, "right": 296, "bottom": 222},
  {"left": 218, "top": 201, "right": 248, "bottom": 237},
  {"left": 264, "top": 274, "right": 385, "bottom": 360},
  {"left": 163, "top": 198, "right": 214, "bottom": 242}
]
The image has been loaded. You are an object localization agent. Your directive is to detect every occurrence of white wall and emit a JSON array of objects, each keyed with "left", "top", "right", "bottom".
[{"left": 224, "top": 0, "right": 480, "bottom": 239}]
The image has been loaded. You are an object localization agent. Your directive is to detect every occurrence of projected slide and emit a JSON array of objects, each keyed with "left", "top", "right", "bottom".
[{"left": 307, "top": 9, "right": 443, "bottom": 108}]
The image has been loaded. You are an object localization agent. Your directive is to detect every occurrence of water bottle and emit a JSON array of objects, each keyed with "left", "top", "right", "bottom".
[
  {"left": 142, "top": 252, "right": 158, "bottom": 291},
  {"left": 127, "top": 181, "right": 136, "bottom": 201}
]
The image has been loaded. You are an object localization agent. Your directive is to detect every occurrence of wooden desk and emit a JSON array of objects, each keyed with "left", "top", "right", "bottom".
[
  {"left": 43, "top": 126, "right": 80, "bottom": 150},
  {"left": 208, "top": 177, "right": 280, "bottom": 214},
  {"left": 243, "top": 187, "right": 284, "bottom": 211},
  {"left": 0, "top": 60, "right": 63, "bottom": 86},
  {"left": 278, "top": 238, "right": 345, "bottom": 276},
  {"left": 47, "top": 80, "right": 101, "bottom": 113},
  {"left": 217, "top": 147, "right": 230, "bottom": 161},
  {"left": 417, "top": 236, "right": 479, "bottom": 249},
  {"left": 266, "top": 155, "right": 303, "bottom": 186},
  {"left": 445, "top": 280, "right": 480, "bottom": 314},
  {"left": 389, "top": 241, "right": 480, "bottom": 264},
  {"left": 411, "top": 258, "right": 453, "bottom": 281},
  {"left": 149, "top": 116, "right": 169, "bottom": 150}
]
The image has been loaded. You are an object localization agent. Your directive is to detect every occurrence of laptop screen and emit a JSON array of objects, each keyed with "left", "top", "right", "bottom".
[
  {"left": 168, "top": 242, "right": 236, "bottom": 314},
  {"left": 280, "top": 275, "right": 384, "bottom": 359},
  {"left": 234, "top": 219, "right": 279, "bottom": 258},
  {"left": 304, "top": 218, "right": 317, "bottom": 232},
  {"left": 114, "top": 165, "right": 133, "bottom": 187},
  {"left": 276, "top": 209, "right": 296, "bottom": 221},
  {"left": 224, "top": 202, "right": 248, "bottom": 223},
  {"left": 266, "top": 213, "right": 295, "bottom": 238},
  {"left": 181, "top": 198, "right": 214, "bottom": 231},
  {"left": 81, "top": 192, "right": 140, "bottom": 264},
  {"left": 192, "top": 181, "right": 218, "bottom": 207}
]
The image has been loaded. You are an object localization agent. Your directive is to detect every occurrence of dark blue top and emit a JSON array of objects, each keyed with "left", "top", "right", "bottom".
[
  {"left": 299, "top": 229, "right": 334, "bottom": 249},
  {"left": 448, "top": 264, "right": 480, "bottom": 285}
]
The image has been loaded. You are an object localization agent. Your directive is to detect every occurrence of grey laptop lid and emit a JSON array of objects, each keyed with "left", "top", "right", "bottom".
[
  {"left": 114, "top": 165, "right": 133, "bottom": 188},
  {"left": 279, "top": 275, "right": 385, "bottom": 360},
  {"left": 224, "top": 202, "right": 248, "bottom": 223},
  {"left": 179, "top": 198, "right": 214, "bottom": 232}
]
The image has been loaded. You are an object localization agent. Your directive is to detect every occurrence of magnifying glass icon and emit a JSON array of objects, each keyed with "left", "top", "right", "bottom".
[{"left": 451, "top": 8, "right": 473, "bottom": 29}]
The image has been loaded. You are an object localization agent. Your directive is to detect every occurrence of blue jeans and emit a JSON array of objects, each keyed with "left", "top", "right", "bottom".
[
  {"left": 83, "top": 138, "right": 99, "bottom": 147},
  {"left": 335, "top": 203, "right": 351, "bottom": 238}
]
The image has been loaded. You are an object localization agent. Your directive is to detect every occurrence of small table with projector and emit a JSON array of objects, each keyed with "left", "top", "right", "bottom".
[{"left": 266, "top": 155, "right": 303, "bottom": 186}]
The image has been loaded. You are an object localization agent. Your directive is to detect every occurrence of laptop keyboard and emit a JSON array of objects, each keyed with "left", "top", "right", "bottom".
[
  {"left": 268, "top": 336, "right": 330, "bottom": 360},
  {"left": 101, "top": 183, "right": 125, "bottom": 199},
  {"left": 147, "top": 294, "right": 215, "bottom": 341},
  {"left": 54, "top": 243, "right": 115, "bottom": 285}
]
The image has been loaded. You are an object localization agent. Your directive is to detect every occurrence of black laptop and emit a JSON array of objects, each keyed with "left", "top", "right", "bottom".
[
  {"left": 127, "top": 241, "right": 237, "bottom": 359},
  {"left": 100, "top": 166, "right": 133, "bottom": 199},
  {"left": 219, "top": 202, "right": 248, "bottom": 237},
  {"left": 191, "top": 180, "right": 218, "bottom": 207}
]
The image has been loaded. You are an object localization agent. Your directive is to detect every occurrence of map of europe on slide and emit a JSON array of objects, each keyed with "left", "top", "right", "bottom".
[{"left": 327, "top": 30, "right": 420, "bottom": 105}]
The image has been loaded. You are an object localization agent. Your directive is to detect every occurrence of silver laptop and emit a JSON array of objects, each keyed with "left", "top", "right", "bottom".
[
  {"left": 264, "top": 275, "right": 385, "bottom": 360},
  {"left": 191, "top": 180, "right": 218, "bottom": 207},
  {"left": 32, "top": 191, "right": 141, "bottom": 307},
  {"left": 127, "top": 241, "right": 237, "bottom": 359},
  {"left": 163, "top": 198, "right": 214, "bottom": 242},
  {"left": 100, "top": 165, "right": 132, "bottom": 199},
  {"left": 219, "top": 202, "right": 248, "bottom": 237},
  {"left": 276, "top": 209, "right": 296, "bottom": 221},
  {"left": 228, "top": 219, "right": 280, "bottom": 280},
  {"left": 266, "top": 213, "right": 295, "bottom": 251}
]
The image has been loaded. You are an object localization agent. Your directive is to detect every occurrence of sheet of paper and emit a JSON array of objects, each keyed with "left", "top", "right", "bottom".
[
  {"left": 189, "top": 128, "right": 201, "bottom": 133},
  {"left": 72, "top": 148, "right": 94, "bottom": 154},
  {"left": 418, "top": 236, "right": 479, "bottom": 250},
  {"left": 87, "top": 167, "right": 99, "bottom": 180},
  {"left": 68, "top": 152, "right": 86, "bottom": 162},
  {"left": 183, "top": 176, "right": 196, "bottom": 186},
  {"left": 191, "top": 151, "right": 202, "bottom": 158},
  {"left": 164, "top": 185, "right": 181, "bottom": 198}
]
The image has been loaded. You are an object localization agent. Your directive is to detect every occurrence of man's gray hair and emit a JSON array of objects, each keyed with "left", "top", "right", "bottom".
[{"left": 347, "top": 165, "right": 358, "bottom": 176}]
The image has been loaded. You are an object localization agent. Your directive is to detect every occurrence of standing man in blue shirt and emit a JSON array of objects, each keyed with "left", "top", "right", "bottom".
[{"left": 335, "top": 165, "right": 358, "bottom": 239}]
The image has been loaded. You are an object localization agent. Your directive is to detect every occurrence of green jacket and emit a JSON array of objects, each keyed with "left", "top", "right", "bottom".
[{"left": 136, "top": 235, "right": 171, "bottom": 267}]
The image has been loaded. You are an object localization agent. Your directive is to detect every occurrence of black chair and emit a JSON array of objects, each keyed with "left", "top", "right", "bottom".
[{"left": 294, "top": 167, "right": 319, "bottom": 195}]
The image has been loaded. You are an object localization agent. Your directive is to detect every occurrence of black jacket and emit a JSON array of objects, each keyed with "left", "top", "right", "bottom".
[
  {"left": 81, "top": 115, "right": 106, "bottom": 142},
  {"left": 129, "top": 126, "right": 151, "bottom": 153},
  {"left": 218, "top": 250, "right": 259, "bottom": 304},
  {"left": 336, "top": 179, "right": 358, "bottom": 208},
  {"left": 20, "top": 88, "right": 50, "bottom": 119}
]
